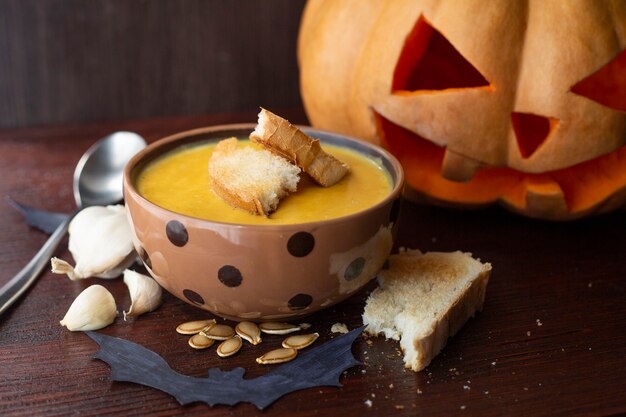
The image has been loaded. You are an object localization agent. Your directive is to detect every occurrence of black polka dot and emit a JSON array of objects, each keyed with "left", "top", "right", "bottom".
[
  {"left": 218, "top": 265, "right": 243, "bottom": 287},
  {"left": 183, "top": 289, "right": 204, "bottom": 305},
  {"left": 166, "top": 220, "right": 188, "bottom": 247},
  {"left": 344, "top": 257, "right": 366, "bottom": 281},
  {"left": 389, "top": 198, "right": 401, "bottom": 225},
  {"left": 138, "top": 246, "right": 152, "bottom": 270},
  {"left": 287, "top": 232, "right": 315, "bottom": 257},
  {"left": 288, "top": 293, "right": 313, "bottom": 310}
]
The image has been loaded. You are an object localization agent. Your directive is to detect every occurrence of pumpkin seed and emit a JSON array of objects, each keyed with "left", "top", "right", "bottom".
[
  {"left": 259, "top": 322, "right": 301, "bottom": 335},
  {"left": 235, "top": 321, "right": 262, "bottom": 345},
  {"left": 188, "top": 333, "right": 215, "bottom": 349},
  {"left": 282, "top": 333, "right": 319, "bottom": 350},
  {"left": 200, "top": 324, "right": 235, "bottom": 340},
  {"left": 176, "top": 319, "right": 216, "bottom": 335},
  {"left": 217, "top": 335, "right": 243, "bottom": 358},
  {"left": 256, "top": 348, "right": 298, "bottom": 365}
]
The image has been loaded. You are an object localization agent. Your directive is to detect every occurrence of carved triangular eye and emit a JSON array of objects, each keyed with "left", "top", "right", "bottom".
[
  {"left": 571, "top": 49, "right": 626, "bottom": 112},
  {"left": 393, "top": 16, "right": 490, "bottom": 92}
]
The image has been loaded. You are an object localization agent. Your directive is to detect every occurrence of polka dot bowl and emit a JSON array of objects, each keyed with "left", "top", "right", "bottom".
[{"left": 123, "top": 124, "right": 404, "bottom": 321}]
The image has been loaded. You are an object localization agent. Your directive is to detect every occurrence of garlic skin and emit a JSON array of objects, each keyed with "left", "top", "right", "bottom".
[
  {"left": 122, "top": 269, "right": 162, "bottom": 320},
  {"left": 60, "top": 285, "right": 117, "bottom": 331},
  {"left": 51, "top": 205, "right": 136, "bottom": 280}
]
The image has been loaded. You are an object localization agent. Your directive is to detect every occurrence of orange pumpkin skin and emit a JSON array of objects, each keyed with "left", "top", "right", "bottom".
[{"left": 298, "top": 0, "right": 626, "bottom": 220}]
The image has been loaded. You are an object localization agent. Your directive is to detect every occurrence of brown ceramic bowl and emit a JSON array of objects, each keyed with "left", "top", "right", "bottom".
[{"left": 123, "top": 124, "right": 404, "bottom": 322}]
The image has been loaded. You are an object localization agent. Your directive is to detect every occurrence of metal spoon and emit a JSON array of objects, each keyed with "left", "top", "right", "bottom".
[{"left": 0, "top": 131, "right": 147, "bottom": 316}]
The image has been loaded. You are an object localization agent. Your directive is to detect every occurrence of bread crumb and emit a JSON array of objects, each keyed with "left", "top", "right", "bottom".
[
  {"left": 463, "top": 385, "right": 470, "bottom": 390},
  {"left": 460, "top": 405, "right": 466, "bottom": 410},
  {"left": 389, "top": 384, "right": 394, "bottom": 389},
  {"left": 588, "top": 282, "right": 593, "bottom": 288},
  {"left": 395, "top": 405, "right": 404, "bottom": 410},
  {"left": 299, "top": 323, "right": 312, "bottom": 330},
  {"left": 331, "top": 323, "right": 349, "bottom": 334},
  {"left": 527, "top": 331, "right": 531, "bottom": 336},
  {"left": 536, "top": 319, "right": 543, "bottom": 326},
  {"left": 364, "top": 399, "right": 373, "bottom": 407},
  {"left": 417, "top": 389, "right": 423, "bottom": 394}
]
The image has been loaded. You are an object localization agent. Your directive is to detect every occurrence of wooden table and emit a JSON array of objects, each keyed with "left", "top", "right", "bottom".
[{"left": 1, "top": 110, "right": 625, "bottom": 416}]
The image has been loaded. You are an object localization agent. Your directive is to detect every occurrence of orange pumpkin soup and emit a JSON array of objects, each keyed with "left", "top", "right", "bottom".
[{"left": 137, "top": 141, "right": 392, "bottom": 225}]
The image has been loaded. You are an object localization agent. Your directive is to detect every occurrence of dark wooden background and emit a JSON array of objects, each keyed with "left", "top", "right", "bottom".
[{"left": 0, "top": 0, "right": 306, "bottom": 128}]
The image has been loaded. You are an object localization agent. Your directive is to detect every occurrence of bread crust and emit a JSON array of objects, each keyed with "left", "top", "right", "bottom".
[
  {"left": 410, "top": 265, "right": 490, "bottom": 371},
  {"left": 208, "top": 174, "right": 266, "bottom": 216},
  {"left": 250, "top": 108, "right": 349, "bottom": 187}
]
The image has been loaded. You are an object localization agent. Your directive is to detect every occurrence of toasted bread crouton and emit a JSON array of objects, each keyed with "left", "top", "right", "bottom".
[
  {"left": 250, "top": 108, "right": 349, "bottom": 187},
  {"left": 362, "top": 250, "right": 491, "bottom": 372},
  {"left": 208, "top": 138, "right": 301, "bottom": 216}
]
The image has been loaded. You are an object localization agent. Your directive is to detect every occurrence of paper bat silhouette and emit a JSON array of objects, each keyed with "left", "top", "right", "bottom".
[{"left": 87, "top": 326, "right": 364, "bottom": 410}]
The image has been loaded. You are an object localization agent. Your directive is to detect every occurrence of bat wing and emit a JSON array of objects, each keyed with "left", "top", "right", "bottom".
[
  {"left": 248, "top": 326, "right": 364, "bottom": 409},
  {"left": 8, "top": 198, "right": 68, "bottom": 234}
]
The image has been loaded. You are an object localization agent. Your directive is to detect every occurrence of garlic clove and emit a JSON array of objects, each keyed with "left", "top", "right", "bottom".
[
  {"left": 51, "top": 205, "right": 136, "bottom": 280},
  {"left": 122, "top": 269, "right": 162, "bottom": 320},
  {"left": 60, "top": 284, "right": 117, "bottom": 331}
]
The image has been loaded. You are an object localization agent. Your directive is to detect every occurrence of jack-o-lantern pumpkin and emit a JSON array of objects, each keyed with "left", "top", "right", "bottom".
[{"left": 298, "top": 0, "right": 626, "bottom": 219}]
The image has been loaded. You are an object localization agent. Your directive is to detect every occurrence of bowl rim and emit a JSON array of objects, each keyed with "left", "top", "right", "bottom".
[{"left": 123, "top": 123, "right": 404, "bottom": 230}]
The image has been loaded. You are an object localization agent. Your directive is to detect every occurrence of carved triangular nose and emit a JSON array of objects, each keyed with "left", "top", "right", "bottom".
[{"left": 511, "top": 112, "right": 553, "bottom": 159}]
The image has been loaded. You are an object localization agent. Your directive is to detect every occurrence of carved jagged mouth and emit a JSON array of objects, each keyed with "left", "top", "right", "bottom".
[{"left": 375, "top": 113, "right": 626, "bottom": 218}]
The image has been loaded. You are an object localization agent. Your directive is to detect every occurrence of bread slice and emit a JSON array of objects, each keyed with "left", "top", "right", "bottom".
[
  {"left": 250, "top": 108, "right": 349, "bottom": 187},
  {"left": 208, "top": 137, "right": 301, "bottom": 216},
  {"left": 362, "top": 250, "right": 491, "bottom": 372}
]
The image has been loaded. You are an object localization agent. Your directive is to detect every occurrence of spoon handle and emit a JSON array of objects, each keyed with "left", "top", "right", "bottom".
[{"left": 0, "top": 215, "right": 73, "bottom": 316}]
